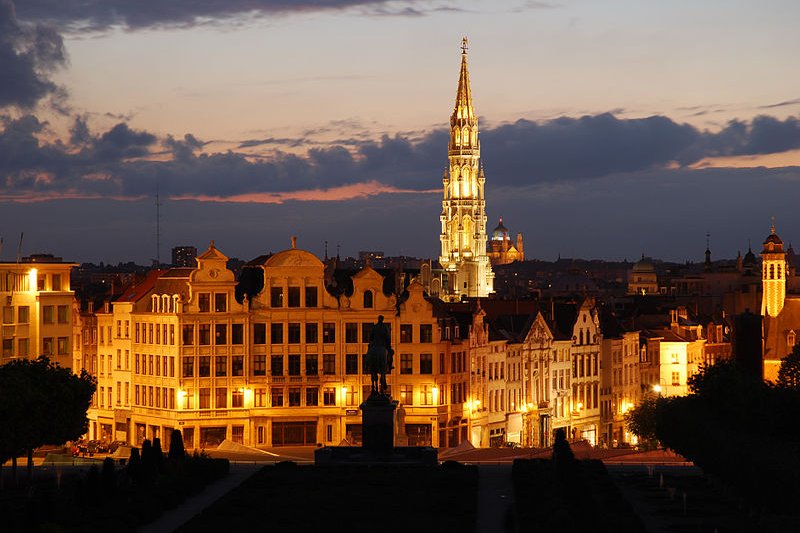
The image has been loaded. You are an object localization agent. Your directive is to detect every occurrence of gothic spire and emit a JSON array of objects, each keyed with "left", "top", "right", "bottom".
[{"left": 452, "top": 37, "right": 475, "bottom": 125}]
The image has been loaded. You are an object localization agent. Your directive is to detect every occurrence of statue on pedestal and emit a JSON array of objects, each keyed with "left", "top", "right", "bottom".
[{"left": 366, "top": 315, "right": 393, "bottom": 396}]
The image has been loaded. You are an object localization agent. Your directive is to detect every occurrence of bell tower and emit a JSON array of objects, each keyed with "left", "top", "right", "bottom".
[
  {"left": 762, "top": 220, "right": 787, "bottom": 318},
  {"left": 438, "top": 37, "right": 494, "bottom": 299}
]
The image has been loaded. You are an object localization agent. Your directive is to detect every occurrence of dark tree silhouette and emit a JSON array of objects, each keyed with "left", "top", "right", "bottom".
[
  {"left": 777, "top": 345, "right": 800, "bottom": 389},
  {"left": 0, "top": 356, "right": 95, "bottom": 483},
  {"left": 168, "top": 429, "right": 186, "bottom": 462}
]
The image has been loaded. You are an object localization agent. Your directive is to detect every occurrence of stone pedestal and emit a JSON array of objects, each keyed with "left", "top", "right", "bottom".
[
  {"left": 361, "top": 393, "right": 397, "bottom": 452},
  {"left": 314, "top": 393, "right": 438, "bottom": 466}
]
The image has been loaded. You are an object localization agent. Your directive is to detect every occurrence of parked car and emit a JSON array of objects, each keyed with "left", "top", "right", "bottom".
[{"left": 108, "top": 440, "right": 129, "bottom": 453}]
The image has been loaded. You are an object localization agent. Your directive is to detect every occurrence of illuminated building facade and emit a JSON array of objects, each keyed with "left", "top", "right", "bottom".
[
  {"left": 487, "top": 217, "right": 524, "bottom": 266},
  {"left": 439, "top": 38, "right": 494, "bottom": 300},
  {"left": 1, "top": 256, "right": 77, "bottom": 369},
  {"left": 85, "top": 241, "right": 472, "bottom": 449}
]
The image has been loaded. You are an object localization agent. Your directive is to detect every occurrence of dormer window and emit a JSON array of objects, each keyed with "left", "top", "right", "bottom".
[{"left": 363, "top": 290, "right": 373, "bottom": 309}]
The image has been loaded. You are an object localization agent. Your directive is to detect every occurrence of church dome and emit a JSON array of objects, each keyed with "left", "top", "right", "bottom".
[
  {"left": 632, "top": 255, "right": 655, "bottom": 273},
  {"left": 762, "top": 224, "right": 784, "bottom": 253},
  {"left": 492, "top": 217, "right": 509, "bottom": 241},
  {"left": 265, "top": 247, "right": 323, "bottom": 268}
]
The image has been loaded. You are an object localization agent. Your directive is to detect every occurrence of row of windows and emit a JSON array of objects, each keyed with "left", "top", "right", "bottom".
[
  {"left": 97, "top": 382, "right": 130, "bottom": 409},
  {"left": 135, "top": 354, "right": 177, "bottom": 377},
  {"left": 136, "top": 323, "right": 178, "bottom": 345},
  {"left": 2, "top": 305, "right": 30, "bottom": 324},
  {"left": 572, "top": 353, "right": 600, "bottom": 379},
  {"left": 42, "top": 305, "right": 69, "bottom": 325},
  {"left": 572, "top": 382, "right": 600, "bottom": 411},
  {"left": 197, "top": 293, "right": 229, "bottom": 313},
  {"left": 134, "top": 385, "right": 176, "bottom": 409},
  {"left": 1, "top": 337, "right": 29, "bottom": 357},
  {"left": 269, "top": 287, "right": 318, "bottom": 308}
]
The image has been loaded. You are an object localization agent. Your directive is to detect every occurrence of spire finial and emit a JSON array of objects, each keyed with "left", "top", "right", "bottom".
[
  {"left": 461, "top": 36, "right": 468, "bottom": 54},
  {"left": 706, "top": 232, "right": 711, "bottom": 251},
  {"left": 771, "top": 216, "right": 776, "bottom": 234}
]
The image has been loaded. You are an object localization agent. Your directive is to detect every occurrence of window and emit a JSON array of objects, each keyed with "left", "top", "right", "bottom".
[
  {"left": 215, "top": 324, "right": 227, "bottom": 345},
  {"left": 215, "top": 388, "right": 227, "bottom": 409},
  {"left": 362, "top": 353, "right": 369, "bottom": 374},
  {"left": 51, "top": 273, "right": 62, "bottom": 291},
  {"left": 17, "top": 306, "right": 29, "bottom": 324},
  {"left": 232, "top": 356, "right": 243, "bottom": 376},
  {"left": 214, "top": 293, "right": 227, "bottom": 312},
  {"left": 361, "top": 323, "right": 373, "bottom": 344},
  {"left": 2, "top": 338, "right": 12, "bottom": 357},
  {"left": 215, "top": 356, "right": 227, "bottom": 377},
  {"left": 42, "top": 337, "right": 53, "bottom": 355},
  {"left": 400, "top": 353, "right": 413, "bottom": 374},
  {"left": 322, "top": 323, "right": 336, "bottom": 343},
  {"left": 400, "top": 324, "right": 413, "bottom": 343},
  {"left": 306, "top": 387, "right": 318, "bottom": 406},
  {"left": 420, "top": 353, "right": 433, "bottom": 374},
  {"left": 198, "top": 293, "right": 210, "bottom": 312},
  {"left": 288, "top": 287, "right": 301, "bottom": 307},
  {"left": 254, "top": 388, "right": 266, "bottom": 407},
  {"left": 399, "top": 384, "right": 413, "bottom": 405},
  {"left": 271, "top": 388, "right": 284, "bottom": 407},
  {"left": 183, "top": 357, "right": 194, "bottom": 377},
  {"left": 306, "top": 323, "right": 318, "bottom": 343},
  {"left": 253, "top": 355, "right": 267, "bottom": 376},
  {"left": 199, "top": 388, "right": 211, "bottom": 409},
  {"left": 323, "top": 354, "right": 335, "bottom": 375},
  {"left": 345, "top": 323, "right": 358, "bottom": 343},
  {"left": 169, "top": 324, "right": 174, "bottom": 345},
  {"left": 671, "top": 352, "right": 679, "bottom": 364},
  {"left": 271, "top": 323, "right": 283, "bottom": 344},
  {"left": 198, "top": 324, "right": 211, "bottom": 345},
  {"left": 288, "top": 323, "right": 301, "bottom": 344},
  {"left": 117, "top": 320, "right": 122, "bottom": 338},
  {"left": 17, "top": 338, "right": 28, "bottom": 357},
  {"left": 288, "top": 354, "right": 301, "bottom": 376},
  {"left": 42, "top": 305, "right": 54, "bottom": 324},
  {"left": 271, "top": 355, "right": 284, "bottom": 376},
  {"left": 346, "top": 354, "right": 359, "bottom": 375},
  {"left": 306, "top": 354, "right": 318, "bottom": 375},
  {"left": 231, "top": 323, "right": 243, "bottom": 344},
  {"left": 305, "top": 287, "right": 318, "bottom": 308},
  {"left": 198, "top": 356, "right": 211, "bottom": 377},
  {"left": 288, "top": 387, "right": 301, "bottom": 406},
  {"left": 270, "top": 287, "right": 283, "bottom": 307},
  {"left": 232, "top": 425, "right": 244, "bottom": 444},
  {"left": 231, "top": 389, "right": 244, "bottom": 408},
  {"left": 421, "top": 385, "right": 433, "bottom": 405},
  {"left": 182, "top": 325, "right": 194, "bottom": 345},
  {"left": 671, "top": 372, "right": 681, "bottom": 386},
  {"left": 2, "top": 306, "right": 12, "bottom": 324},
  {"left": 420, "top": 324, "right": 433, "bottom": 343},
  {"left": 253, "top": 323, "right": 266, "bottom": 344},
  {"left": 363, "top": 290, "right": 373, "bottom": 308}
]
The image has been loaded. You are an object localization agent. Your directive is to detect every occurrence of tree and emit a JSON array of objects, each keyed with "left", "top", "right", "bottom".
[
  {"left": 624, "top": 394, "right": 660, "bottom": 445},
  {"left": 0, "top": 356, "right": 95, "bottom": 484},
  {"left": 777, "top": 345, "right": 800, "bottom": 389}
]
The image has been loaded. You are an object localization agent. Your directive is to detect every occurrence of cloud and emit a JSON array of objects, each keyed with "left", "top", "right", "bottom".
[
  {"left": 0, "top": 0, "right": 66, "bottom": 108},
  {"left": 12, "top": 0, "right": 414, "bottom": 31},
  {"left": 1, "top": 111, "right": 799, "bottom": 203}
]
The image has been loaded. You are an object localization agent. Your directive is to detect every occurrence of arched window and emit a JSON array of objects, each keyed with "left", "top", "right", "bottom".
[
  {"left": 770, "top": 264, "right": 775, "bottom": 280},
  {"left": 454, "top": 128, "right": 461, "bottom": 146},
  {"left": 579, "top": 329, "right": 584, "bottom": 345},
  {"left": 778, "top": 264, "right": 782, "bottom": 279},
  {"left": 363, "top": 290, "right": 373, "bottom": 309},
  {"left": 789, "top": 331, "right": 796, "bottom": 350},
  {"left": 151, "top": 295, "right": 159, "bottom": 313}
]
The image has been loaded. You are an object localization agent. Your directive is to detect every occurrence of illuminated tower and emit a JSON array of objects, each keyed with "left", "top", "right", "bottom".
[
  {"left": 439, "top": 38, "right": 494, "bottom": 299},
  {"left": 761, "top": 221, "right": 787, "bottom": 318}
]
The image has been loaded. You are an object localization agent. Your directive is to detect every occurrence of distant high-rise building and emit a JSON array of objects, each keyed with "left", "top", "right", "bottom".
[
  {"left": 439, "top": 38, "right": 494, "bottom": 300},
  {"left": 172, "top": 246, "right": 198, "bottom": 267}
]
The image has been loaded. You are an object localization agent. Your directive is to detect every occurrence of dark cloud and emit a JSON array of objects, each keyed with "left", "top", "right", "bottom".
[
  {"left": 2, "top": 112, "right": 800, "bottom": 201},
  {"left": 13, "top": 0, "right": 404, "bottom": 31},
  {"left": 0, "top": 0, "right": 66, "bottom": 108},
  {"left": 759, "top": 98, "right": 800, "bottom": 110}
]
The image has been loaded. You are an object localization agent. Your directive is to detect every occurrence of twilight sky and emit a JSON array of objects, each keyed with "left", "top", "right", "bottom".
[{"left": 1, "top": 0, "right": 799, "bottom": 264}]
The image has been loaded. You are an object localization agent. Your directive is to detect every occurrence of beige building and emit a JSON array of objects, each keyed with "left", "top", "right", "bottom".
[
  {"left": 1, "top": 255, "right": 77, "bottom": 369},
  {"left": 83, "top": 241, "right": 476, "bottom": 449},
  {"left": 487, "top": 217, "right": 524, "bottom": 266}
]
